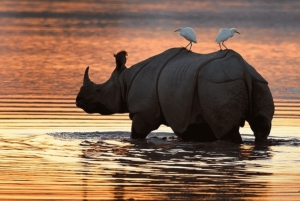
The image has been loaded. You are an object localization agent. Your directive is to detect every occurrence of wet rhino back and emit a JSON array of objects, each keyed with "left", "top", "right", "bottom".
[{"left": 157, "top": 50, "right": 235, "bottom": 134}]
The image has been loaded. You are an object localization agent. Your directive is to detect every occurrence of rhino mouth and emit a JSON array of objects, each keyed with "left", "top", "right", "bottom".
[
  {"left": 76, "top": 101, "right": 85, "bottom": 109},
  {"left": 76, "top": 101, "right": 112, "bottom": 115},
  {"left": 76, "top": 101, "right": 94, "bottom": 114}
]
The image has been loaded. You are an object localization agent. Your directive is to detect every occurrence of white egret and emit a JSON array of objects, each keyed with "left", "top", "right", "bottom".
[
  {"left": 175, "top": 27, "right": 197, "bottom": 51},
  {"left": 216, "top": 28, "right": 240, "bottom": 50}
]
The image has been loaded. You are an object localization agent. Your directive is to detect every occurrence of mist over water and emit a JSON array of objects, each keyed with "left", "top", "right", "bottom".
[{"left": 0, "top": 0, "right": 299, "bottom": 200}]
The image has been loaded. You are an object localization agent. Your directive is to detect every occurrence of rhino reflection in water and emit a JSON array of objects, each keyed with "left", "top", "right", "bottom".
[{"left": 76, "top": 48, "right": 274, "bottom": 144}]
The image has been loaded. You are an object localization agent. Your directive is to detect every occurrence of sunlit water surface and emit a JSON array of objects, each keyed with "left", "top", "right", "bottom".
[{"left": 0, "top": 0, "right": 299, "bottom": 200}]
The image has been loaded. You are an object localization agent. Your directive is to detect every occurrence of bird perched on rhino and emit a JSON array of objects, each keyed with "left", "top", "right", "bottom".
[
  {"left": 175, "top": 27, "right": 197, "bottom": 51},
  {"left": 114, "top": 50, "right": 127, "bottom": 69},
  {"left": 216, "top": 28, "right": 240, "bottom": 50}
]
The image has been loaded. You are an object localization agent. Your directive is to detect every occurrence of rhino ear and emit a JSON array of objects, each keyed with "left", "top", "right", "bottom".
[
  {"left": 114, "top": 50, "right": 127, "bottom": 71},
  {"left": 83, "top": 66, "right": 91, "bottom": 85}
]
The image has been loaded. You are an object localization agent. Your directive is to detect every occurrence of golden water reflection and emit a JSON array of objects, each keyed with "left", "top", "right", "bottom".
[{"left": 1, "top": 131, "right": 300, "bottom": 200}]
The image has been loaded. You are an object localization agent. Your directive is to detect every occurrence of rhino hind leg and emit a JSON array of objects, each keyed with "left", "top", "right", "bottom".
[
  {"left": 176, "top": 123, "right": 217, "bottom": 142},
  {"left": 221, "top": 126, "right": 243, "bottom": 144},
  {"left": 248, "top": 116, "right": 271, "bottom": 143}
]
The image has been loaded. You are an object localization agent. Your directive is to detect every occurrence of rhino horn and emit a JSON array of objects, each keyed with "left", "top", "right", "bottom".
[{"left": 83, "top": 66, "right": 91, "bottom": 85}]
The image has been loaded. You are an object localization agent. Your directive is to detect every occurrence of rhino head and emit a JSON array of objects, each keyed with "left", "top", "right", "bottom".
[{"left": 76, "top": 51, "right": 128, "bottom": 115}]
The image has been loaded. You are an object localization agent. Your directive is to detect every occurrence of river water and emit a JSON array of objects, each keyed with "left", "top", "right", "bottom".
[{"left": 0, "top": 0, "right": 299, "bottom": 200}]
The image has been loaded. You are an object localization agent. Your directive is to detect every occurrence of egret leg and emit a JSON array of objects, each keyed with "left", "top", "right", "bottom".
[
  {"left": 189, "top": 42, "right": 192, "bottom": 51},
  {"left": 185, "top": 42, "right": 191, "bottom": 50},
  {"left": 218, "top": 43, "right": 222, "bottom": 50},
  {"left": 222, "top": 42, "right": 228, "bottom": 49}
]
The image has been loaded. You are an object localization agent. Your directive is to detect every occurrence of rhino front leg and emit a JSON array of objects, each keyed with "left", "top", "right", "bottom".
[{"left": 130, "top": 115, "right": 152, "bottom": 139}]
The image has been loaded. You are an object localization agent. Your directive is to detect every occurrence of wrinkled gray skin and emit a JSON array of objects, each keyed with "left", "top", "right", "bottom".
[{"left": 76, "top": 48, "right": 274, "bottom": 143}]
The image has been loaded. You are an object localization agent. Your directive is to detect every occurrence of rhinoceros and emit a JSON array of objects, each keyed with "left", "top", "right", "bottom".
[{"left": 76, "top": 48, "right": 274, "bottom": 143}]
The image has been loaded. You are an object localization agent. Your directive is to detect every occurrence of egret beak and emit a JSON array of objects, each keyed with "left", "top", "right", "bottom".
[
  {"left": 236, "top": 31, "right": 240, "bottom": 34},
  {"left": 174, "top": 29, "right": 179, "bottom": 32}
]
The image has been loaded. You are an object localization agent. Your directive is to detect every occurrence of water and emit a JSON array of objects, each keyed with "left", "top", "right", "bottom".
[{"left": 0, "top": 0, "right": 299, "bottom": 200}]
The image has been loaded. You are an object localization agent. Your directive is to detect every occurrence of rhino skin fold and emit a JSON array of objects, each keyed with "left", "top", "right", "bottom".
[{"left": 76, "top": 48, "right": 274, "bottom": 144}]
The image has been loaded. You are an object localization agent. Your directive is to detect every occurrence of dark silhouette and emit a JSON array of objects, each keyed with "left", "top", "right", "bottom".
[{"left": 76, "top": 48, "right": 274, "bottom": 144}]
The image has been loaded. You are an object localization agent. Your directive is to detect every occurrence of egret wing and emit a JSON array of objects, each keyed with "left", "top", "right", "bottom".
[
  {"left": 181, "top": 28, "right": 197, "bottom": 43},
  {"left": 215, "top": 28, "right": 230, "bottom": 43}
]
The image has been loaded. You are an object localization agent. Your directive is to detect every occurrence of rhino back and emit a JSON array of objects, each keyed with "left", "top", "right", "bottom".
[
  {"left": 124, "top": 48, "right": 272, "bottom": 139},
  {"left": 158, "top": 50, "right": 251, "bottom": 138},
  {"left": 244, "top": 61, "right": 268, "bottom": 84}
]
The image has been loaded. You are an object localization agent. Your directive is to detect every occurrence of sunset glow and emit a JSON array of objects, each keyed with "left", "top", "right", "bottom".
[{"left": 0, "top": 0, "right": 299, "bottom": 200}]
